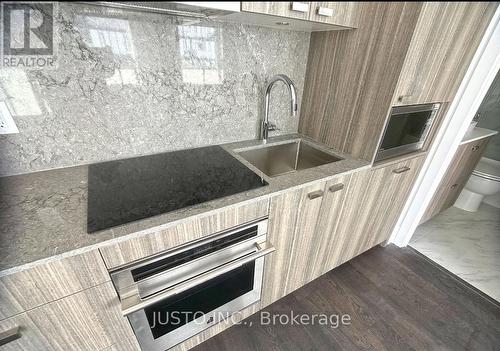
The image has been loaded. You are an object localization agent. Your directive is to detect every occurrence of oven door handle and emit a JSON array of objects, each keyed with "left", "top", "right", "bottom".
[{"left": 121, "top": 241, "right": 275, "bottom": 316}]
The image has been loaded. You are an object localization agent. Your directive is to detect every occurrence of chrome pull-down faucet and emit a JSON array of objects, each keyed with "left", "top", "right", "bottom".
[{"left": 261, "top": 74, "right": 298, "bottom": 143}]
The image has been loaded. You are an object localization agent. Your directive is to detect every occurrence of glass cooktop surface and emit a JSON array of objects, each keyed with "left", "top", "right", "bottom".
[{"left": 87, "top": 146, "right": 267, "bottom": 233}]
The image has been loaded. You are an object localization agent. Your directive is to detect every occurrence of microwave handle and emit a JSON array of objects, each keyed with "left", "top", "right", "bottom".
[{"left": 120, "top": 241, "right": 275, "bottom": 316}]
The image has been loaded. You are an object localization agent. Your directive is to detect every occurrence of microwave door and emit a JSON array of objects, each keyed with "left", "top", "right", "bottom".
[
  {"left": 381, "top": 111, "right": 431, "bottom": 149},
  {"left": 377, "top": 103, "right": 439, "bottom": 161}
]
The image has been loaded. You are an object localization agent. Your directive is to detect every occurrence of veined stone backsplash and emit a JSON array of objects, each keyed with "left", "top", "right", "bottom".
[{"left": 0, "top": 3, "right": 310, "bottom": 176}]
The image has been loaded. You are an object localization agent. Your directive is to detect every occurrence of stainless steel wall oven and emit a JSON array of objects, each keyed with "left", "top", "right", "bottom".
[{"left": 110, "top": 218, "right": 273, "bottom": 351}]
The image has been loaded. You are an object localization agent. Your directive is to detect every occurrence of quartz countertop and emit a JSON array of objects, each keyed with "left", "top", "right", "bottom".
[
  {"left": 0, "top": 134, "right": 370, "bottom": 273},
  {"left": 460, "top": 127, "right": 498, "bottom": 145}
]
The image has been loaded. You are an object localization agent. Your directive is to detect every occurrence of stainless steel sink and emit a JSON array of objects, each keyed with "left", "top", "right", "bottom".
[{"left": 236, "top": 139, "right": 343, "bottom": 177}]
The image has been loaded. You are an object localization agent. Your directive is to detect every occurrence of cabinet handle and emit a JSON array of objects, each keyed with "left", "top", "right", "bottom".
[
  {"left": 0, "top": 326, "right": 20, "bottom": 346},
  {"left": 471, "top": 145, "right": 480, "bottom": 151},
  {"left": 393, "top": 166, "right": 411, "bottom": 174},
  {"left": 397, "top": 95, "right": 411, "bottom": 103},
  {"left": 328, "top": 183, "right": 344, "bottom": 193},
  {"left": 450, "top": 183, "right": 458, "bottom": 189},
  {"left": 307, "top": 190, "right": 324, "bottom": 200},
  {"left": 291, "top": 2, "right": 309, "bottom": 13},
  {"left": 317, "top": 6, "right": 334, "bottom": 17}
]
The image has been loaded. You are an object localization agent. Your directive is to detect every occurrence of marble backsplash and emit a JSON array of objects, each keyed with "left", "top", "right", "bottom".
[{"left": 0, "top": 3, "right": 310, "bottom": 176}]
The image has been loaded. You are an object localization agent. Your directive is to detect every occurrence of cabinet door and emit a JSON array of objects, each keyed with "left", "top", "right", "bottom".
[
  {"left": 241, "top": 2, "right": 312, "bottom": 21},
  {"left": 0, "top": 282, "right": 133, "bottom": 351},
  {"left": 329, "top": 156, "right": 425, "bottom": 267},
  {"left": 310, "top": 174, "right": 352, "bottom": 277},
  {"left": 361, "top": 156, "right": 426, "bottom": 250},
  {"left": 421, "top": 138, "right": 490, "bottom": 223},
  {"left": 326, "top": 167, "right": 386, "bottom": 267},
  {"left": 393, "top": 2, "right": 497, "bottom": 106},
  {"left": 261, "top": 181, "right": 326, "bottom": 307},
  {"left": 308, "top": 2, "right": 359, "bottom": 28}
]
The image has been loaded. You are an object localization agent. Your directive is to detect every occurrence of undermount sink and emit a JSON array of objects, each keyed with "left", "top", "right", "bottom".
[{"left": 236, "top": 139, "right": 343, "bottom": 177}]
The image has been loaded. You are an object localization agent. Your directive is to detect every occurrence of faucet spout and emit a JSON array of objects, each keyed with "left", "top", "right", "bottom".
[{"left": 261, "top": 74, "right": 298, "bottom": 143}]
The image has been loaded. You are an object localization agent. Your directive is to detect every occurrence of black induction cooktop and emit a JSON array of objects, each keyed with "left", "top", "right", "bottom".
[{"left": 87, "top": 146, "right": 267, "bottom": 233}]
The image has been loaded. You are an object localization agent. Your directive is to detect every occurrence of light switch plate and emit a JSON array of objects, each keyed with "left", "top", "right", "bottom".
[{"left": 0, "top": 101, "right": 19, "bottom": 134}]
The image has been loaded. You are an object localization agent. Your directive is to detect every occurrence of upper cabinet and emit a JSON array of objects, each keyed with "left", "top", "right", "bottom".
[
  {"left": 299, "top": 2, "right": 423, "bottom": 161},
  {"left": 299, "top": 2, "right": 497, "bottom": 161},
  {"left": 393, "top": 2, "right": 498, "bottom": 106},
  {"left": 240, "top": 2, "right": 360, "bottom": 30}
]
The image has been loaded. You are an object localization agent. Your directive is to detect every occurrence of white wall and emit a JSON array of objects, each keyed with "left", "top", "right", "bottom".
[{"left": 476, "top": 71, "right": 500, "bottom": 161}]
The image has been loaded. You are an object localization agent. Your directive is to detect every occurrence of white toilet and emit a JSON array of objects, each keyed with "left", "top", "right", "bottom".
[{"left": 454, "top": 157, "right": 500, "bottom": 212}]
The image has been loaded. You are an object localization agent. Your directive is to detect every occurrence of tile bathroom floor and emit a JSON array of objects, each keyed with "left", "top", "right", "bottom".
[{"left": 411, "top": 203, "right": 500, "bottom": 302}]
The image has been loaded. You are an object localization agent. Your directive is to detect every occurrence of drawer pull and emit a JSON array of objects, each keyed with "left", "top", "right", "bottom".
[
  {"left": 393, "top": 166, "right": 411, "bottom": 174},
  {"left": 328, "top": 183, "right": 344, "bottom": 193},
  {"left": 317, "top": 6, "right": 334, "bottom": 17},
  {"left": 291, "top": 2, "right": 309, "bottom": 13},
  {"left": 0, "top": 326, "right": 20, "bottom": 346},
  {"left": 397, "top": 95, "right": 411, "bottom": 102},
  {"left": 307, "top": 190, "right": 324, "bottom": 200},
  {"left": 471, "top": 145, "right": 480, "bottom": 151}
]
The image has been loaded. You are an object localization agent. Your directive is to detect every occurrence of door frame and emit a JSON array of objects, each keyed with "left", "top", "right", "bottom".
[{"left": 388, "top": 6, "right": 500, "bottom": 247}]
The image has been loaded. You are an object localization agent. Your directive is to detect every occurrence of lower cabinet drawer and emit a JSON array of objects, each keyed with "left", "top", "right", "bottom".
[
  {"left": 0, "top": 282, "right": 133, "bottom": 351},
  {"left": 0, "top": 249, "right": 110, "bottom": 321}
]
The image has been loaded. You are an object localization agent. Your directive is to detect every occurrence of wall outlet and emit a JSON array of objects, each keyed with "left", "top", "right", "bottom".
[{"left": 0, "top": 101, "right": 19, "bottom": 134}]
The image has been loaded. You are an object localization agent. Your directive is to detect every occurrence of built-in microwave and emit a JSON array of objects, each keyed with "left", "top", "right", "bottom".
[
  {"left": 375, "top": 103, "right": 440, "bottom": 162},
  {"left": 110, "top": 218, "right": 274, "bottom": 351}
]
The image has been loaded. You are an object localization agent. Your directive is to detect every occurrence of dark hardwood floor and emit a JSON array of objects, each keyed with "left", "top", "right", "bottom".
[{"left": 192, "top": 245, "right": 500, "bottom": 351}]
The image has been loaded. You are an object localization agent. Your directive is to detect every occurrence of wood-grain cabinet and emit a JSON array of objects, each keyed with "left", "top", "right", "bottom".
[
  {"left": 0, "top": 250, "right": 136, "bottom": 351},
  {"left": 262, "top": 155, "right": 426, "bottom": 307},
  {"left": 330, "top": 155, "right": 426, "bottom": 267},
  {"left": 421, "top": 137, "right": 490, "bottom": 223},
  {"left": 298, "top": 2, "right": 496, "bottom": 161},
  {"left": 393, "top": 2, "right": 497, "bottom": 106},
  {"left": 0, "top": 282, "right": 134, "bottom": 351},
  {"left": 241, "top": 2, "right": 359, "bottom": 28},
  {"left": 261, "top": 180, "right": 327, "bottom": 307},
  {"left": 0, "top": 249, "right": 109, "bottom": 321},
  {"left": 298, "top": 2, "right": 423, "bottom": 161}
]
